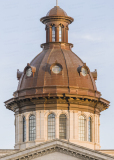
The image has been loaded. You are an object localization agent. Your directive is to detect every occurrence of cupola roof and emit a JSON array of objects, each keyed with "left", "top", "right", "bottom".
[
  {"left": 5, "top": 4, "right": 110, "bottom": 114},
  {"left": 46, "top": 6, "right": 67, "bottom": 17}
]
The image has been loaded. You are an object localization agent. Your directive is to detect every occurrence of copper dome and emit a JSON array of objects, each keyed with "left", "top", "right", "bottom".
[
  {"left": 5, "top": 5, "right": 109, "bottom": 115},
  {"left": 16, "top": 43, "right": 98, "bottom": 98},
  {"left": 46, "top": 6, "right": 67, "bottom": 16}
]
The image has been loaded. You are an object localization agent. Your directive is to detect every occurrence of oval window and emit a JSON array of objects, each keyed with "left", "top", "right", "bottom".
[
  {"left": 26, "top": 68, "right": 32, "bottom": 77},
  {"left": 81, "top": 68, "right": 87, "bottom": 76},
  {"left": 52, "top": 65, "right": 62, "bottom": 74}
]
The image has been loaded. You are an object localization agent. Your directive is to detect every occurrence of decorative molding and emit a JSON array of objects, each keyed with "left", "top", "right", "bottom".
[
  {"left": 8, "top": 145, "right": 104, "bottom": 160},
  {"left": 1, "top": 139, "right": 113, "bottom": 160},
  {"left": 5, "top": 96, "right": 109, "bottom": 115}
]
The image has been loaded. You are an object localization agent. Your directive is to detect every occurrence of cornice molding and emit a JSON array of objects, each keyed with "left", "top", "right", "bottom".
[
  {"left": 5, "top": 95, "right": 109, "bottom": 114},
  {"left": 40, "top": 16, "right": 74, "bottom": 24}
]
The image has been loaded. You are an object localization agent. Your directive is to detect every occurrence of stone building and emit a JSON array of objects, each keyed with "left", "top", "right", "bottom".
[{"left": 0, "top": 2, "right": 114, "bottom": 160}]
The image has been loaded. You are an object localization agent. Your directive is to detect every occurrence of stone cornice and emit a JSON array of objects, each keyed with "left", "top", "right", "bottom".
[
  {"left": 40, "top": 42, "right": 73, "bottom": 49},
  {"left": 5, "top": 95, "right": 109, "bottom": 114},
  {"left": 40, "top": 16, "right": 74, "bottom": 24},
  {"left": 0, "top": 139, "right": 114, "bottom": 160}
]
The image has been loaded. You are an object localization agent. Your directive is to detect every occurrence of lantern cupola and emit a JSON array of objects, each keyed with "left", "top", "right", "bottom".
[{"left": 40, "top": 6, "right": 74, "bottom": 43}]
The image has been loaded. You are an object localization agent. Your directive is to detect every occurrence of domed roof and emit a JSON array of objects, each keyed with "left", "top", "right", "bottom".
[
  {"left": 46, "top": 6, "right": 67, "bottom": 16},
  {"left": 17, "top": 43, "right": 98, "bottom": 98}
]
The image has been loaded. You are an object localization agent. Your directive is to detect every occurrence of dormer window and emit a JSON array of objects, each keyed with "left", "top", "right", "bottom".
[
  {"left": 52, "top": 26, "right": 55, "bottom": 42},
  {"left": 59, "top": 25, "right": 62, "bottom": 42}
]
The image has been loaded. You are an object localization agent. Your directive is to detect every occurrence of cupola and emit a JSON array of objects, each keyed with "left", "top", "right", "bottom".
[
  {"left": 5, "top": 3, "right": 110, "bottom": 151},
  {"left": 40, "top": 6, "right": 73, "bottom": 43}
]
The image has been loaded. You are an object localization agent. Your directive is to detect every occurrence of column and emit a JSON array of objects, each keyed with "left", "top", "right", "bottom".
[
  {"left": 87, "top": 117, "right": 89, "bottom": 142},
  {"left": 63, "top": 27, "right": 66, "bottom": 42},
  {"left": 56, "top": 115, "right": 59, "bottom": 139},
  {"left": 41, "top": 111, "right": 44, "bottom": 140},
  {"left": 66, "top": 26, "right": 69, "bottom": 43},
  {"left": 46, "top": 27, "right": 48, "bottom": 43},
  {"left": 75, "top": 112, "right": 78, "bottom": 141},
  {"left": 69, "top": 111, "right": 73, "bottom": 140},
  {"left": 36, "top": 111, "right": 40, "bottom": 140},
  {"left": 49, "top": 26, "right": 52, "bottom": 42}
]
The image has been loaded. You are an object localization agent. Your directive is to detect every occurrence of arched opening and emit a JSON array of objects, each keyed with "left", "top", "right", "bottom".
[
  {"left": 52, "top": 26, "right": 55, "bottom": 42},
  {"left": 48, "top": 114, "right": 55, "bottom": 140},
  {"left": 23, "top": 117, "right": 26, "bottom": 142},
  {"left": 88, "top": 117, "right": 92, "bottom": 142},
  {"left": 79, "top": 115, "right": 86, "bottom": 141},
  {"left": 59, "top": 25, "right": 62, "bottom": 42},
  {"left": 29, "top": 115, "right": 36, "bottom": 141},
  {"left": 59, "top": 114, "right": 67, "bottom": 139}
]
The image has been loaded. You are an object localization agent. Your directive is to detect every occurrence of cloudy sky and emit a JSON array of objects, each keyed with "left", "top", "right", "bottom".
[{"left": 0, "top": 0, "right": 114, "bottom": 149}]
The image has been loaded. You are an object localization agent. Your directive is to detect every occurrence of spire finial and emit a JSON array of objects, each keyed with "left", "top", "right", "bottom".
[{"left": 56, "top": 0, "right": 58, "bottom": 6}]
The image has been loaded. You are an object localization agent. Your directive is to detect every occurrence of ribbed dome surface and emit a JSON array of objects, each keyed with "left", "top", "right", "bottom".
[
  {"left": 17, "top": 44, "right": 97, "bottom": 98},
  {"left": 46, "top": 6, "right": 67, "bottom": 16}
]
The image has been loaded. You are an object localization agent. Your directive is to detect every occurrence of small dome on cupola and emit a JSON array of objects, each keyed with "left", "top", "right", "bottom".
[{"left": 47, "top": 6, "right": 67, "bottom": 16}]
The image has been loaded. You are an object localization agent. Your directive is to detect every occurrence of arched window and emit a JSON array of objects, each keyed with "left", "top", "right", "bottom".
[
  {"left": 88, "top": 117, "right": 92, "bottom": 142},
  {"left": 29, "top": 115, "right": 36, "bottom": 141},
  {"left": 23, "top": 117, "right": 26, "bottom": 142},
  {"left": 59, "top": 114, "right": 66, "bottom": 139},
  {"left": 79, "top": 115, "right": 86, "bottom": 141},
  {"left": 59, "top": 25, "right": 62, "bottom": 42},
  {"left": 48, "top": 114, "right": 55, "bottom": 140},
  {"left": 52, "top": 26, "right": 55, "bottom": 42}
]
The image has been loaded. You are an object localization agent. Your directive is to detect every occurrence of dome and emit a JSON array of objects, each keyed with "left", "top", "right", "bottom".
[
  {"left": 17, "top": 43, "right": 97, "bottom": 98},
  {"left": 46, "top": 6, "right": 67, "bottom": 16}
]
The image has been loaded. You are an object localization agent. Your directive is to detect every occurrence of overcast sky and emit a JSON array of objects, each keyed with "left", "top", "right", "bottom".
[{"left": 0, "top": 0, "right": 114, "bottom": 149}]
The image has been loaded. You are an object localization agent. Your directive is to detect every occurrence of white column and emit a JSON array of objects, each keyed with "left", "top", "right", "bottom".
[
  {"left": 15, "top": 115, "right": 18, "bottom": 144},
  {"left": 44, "top": 112, "right": 47, "bottom": 140},
  {"left": 87, "top": 117, "right": 88, "bottom": 141},
  {"left": 98, "top": 116, "right": 100, "bottom": 144},
  {"left": 36, "top": 111, "right": 39, "bottom": 140},
  {"left": 75, "top": 112, "right": 78, "bottom": 141},
  {"left": 69, "top": 111, "right": 73, "bottom": 140},
  {"left": 41, "top": 111, "right": 44, "bottom": 140},
  {"left": 73, "top": 112, "right": 75, "bottom": 139},
  {"left": 19, "top": 115, "right": 23, "bottom": 142},
  {"left": 56, "top": 115, "right": 59, "bottom": 139}
]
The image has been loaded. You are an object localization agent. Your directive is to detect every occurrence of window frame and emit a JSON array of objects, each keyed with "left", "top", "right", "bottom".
[
  {"left": 29, "top": 115, "right": 36, "bottom": 141},
  {"left": 59, "top": 25, "right": 62, "bottom": 42},
  {"left": 59, "top": 114, "right": 67, "bottom": 139},
  {"left": 23, "top": 116, "right": 26, "bottom": 142},
  {"left": 47, "top": 113, "right": 55, "bottom": 140},
  {"left": 52, "top": 26, "right": 55, "bottom": 42},
  {"left": 88, "top": 117, "right": 92, "bottom": 142},
  {"left": 79, "top": 115, "right": 86, "bottom": 141}
]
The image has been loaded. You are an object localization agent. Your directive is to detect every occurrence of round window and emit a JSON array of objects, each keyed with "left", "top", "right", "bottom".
[
  {"left": 52, "top": 65, "right": 62, "bottom": 74},
  {"left": 81, "top": 68, "right": 87, "bottom": 76},
  {"left": 26, "top": 68, "right": 32, "bottom": 77}
]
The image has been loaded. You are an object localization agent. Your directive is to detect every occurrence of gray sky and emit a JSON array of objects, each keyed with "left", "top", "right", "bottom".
[{"left": 0, "top": 0, "right": 114, "bottom": 149}]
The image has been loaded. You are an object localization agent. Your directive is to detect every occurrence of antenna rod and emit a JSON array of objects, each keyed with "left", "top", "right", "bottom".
[{"left": 56, "top": 0, "right": 58, "bottom": 6}]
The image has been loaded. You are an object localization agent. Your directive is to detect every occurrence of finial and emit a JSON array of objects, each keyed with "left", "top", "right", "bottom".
[{"left": 56, "top": 0, "right": 58, "bottom": 6}]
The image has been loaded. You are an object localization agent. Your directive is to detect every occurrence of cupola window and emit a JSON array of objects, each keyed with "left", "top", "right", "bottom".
[
  {"left": 52, "top": 26, "right": 55, "bottom": 42},
  {"left": 52, "top": 65, "right": 62, "bottom": 74},
  {"left": 88, "top": 117, "right": 92, "bottom": 142},
  {"left": 59, "top": 114, "right": 67, "bottom": 139},
  {"left": 79, "top": 115, "right": 86, "bottom": 141},
  {"left": 48, "top": 114, "right": 55, "bottom": 140},
  {"left": 29, "top": 115, "right": 36, "bottom": 141},
  {"left": 59, "top": 25, "right": 62, "bottom": 42},
  {"left": 23, "top": 117, "right": 26, "bottom": 142}
]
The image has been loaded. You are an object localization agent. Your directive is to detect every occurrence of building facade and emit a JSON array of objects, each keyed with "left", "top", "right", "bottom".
[{"left": 0, "top": 3, "right": 114, "bottom": 160}]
